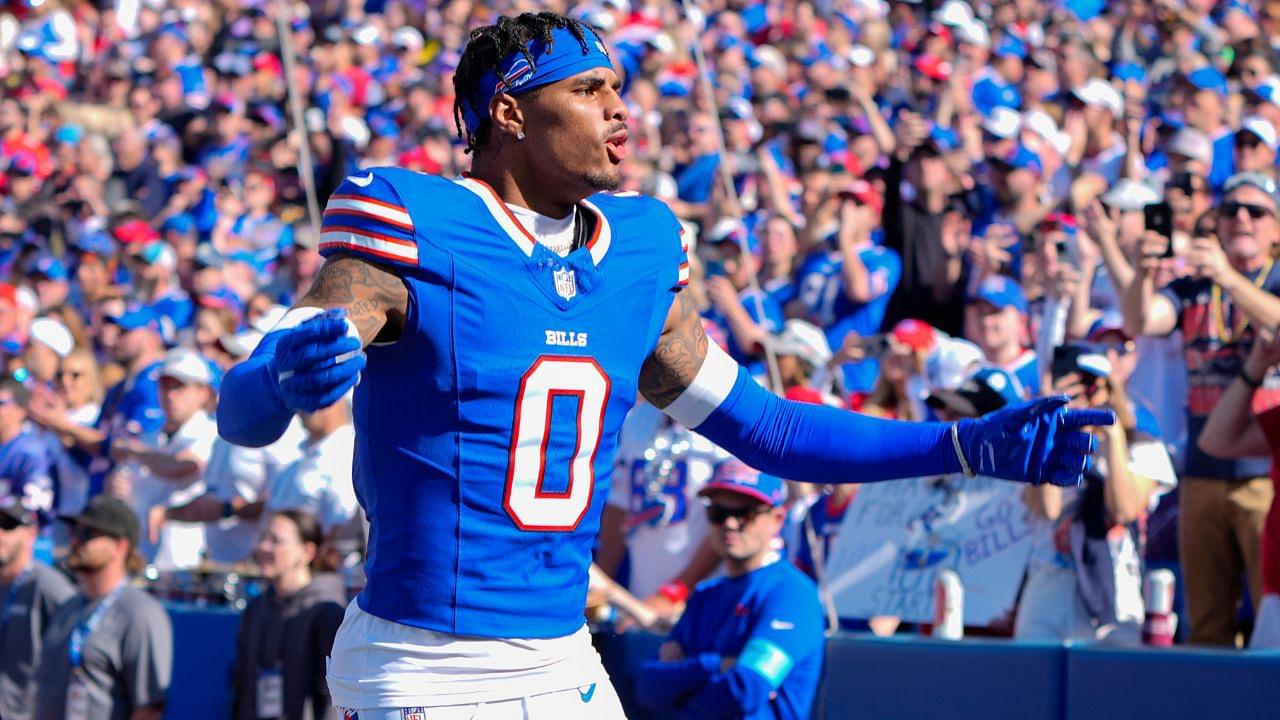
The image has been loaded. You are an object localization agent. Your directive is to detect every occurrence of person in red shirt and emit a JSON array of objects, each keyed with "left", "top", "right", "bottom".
[{"left": 1198, "top": 330, "right": 1280, "bottom": 647}]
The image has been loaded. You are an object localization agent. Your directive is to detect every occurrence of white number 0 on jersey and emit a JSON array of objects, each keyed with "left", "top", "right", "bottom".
[{"left": 504, "top": 356, "right": 612, "bottom": 531}]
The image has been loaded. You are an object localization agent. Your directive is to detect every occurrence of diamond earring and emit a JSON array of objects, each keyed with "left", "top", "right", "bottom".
[{"left": 516, "top": 131, "right": 525, "bottom": 140}]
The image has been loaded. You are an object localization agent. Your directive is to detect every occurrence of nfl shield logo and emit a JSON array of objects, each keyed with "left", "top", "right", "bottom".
[{"left": 554, "top": 267, "right": 577, "bottom": 300}]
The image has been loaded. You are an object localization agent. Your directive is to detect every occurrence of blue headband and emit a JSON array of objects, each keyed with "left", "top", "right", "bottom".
[{"left": 461, "top": 25, "right": 614, "bottom": 137}]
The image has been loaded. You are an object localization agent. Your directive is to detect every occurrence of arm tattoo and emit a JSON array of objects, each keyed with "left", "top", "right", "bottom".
[
  {"left": 297, "top": 254, "right": 410, "bottom": 345},
  {"left": 640, "top": 291, "right": 710, "bottom": 408}
]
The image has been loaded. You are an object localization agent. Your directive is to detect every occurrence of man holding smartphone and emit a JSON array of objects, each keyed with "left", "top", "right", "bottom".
[{"left": 1122, "top": 171, "right": 1280, "bottom": 645}]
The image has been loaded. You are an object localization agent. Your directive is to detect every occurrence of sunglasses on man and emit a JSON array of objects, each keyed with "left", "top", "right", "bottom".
[
  {"left": 705, "top": 502, "right": 772, "bottom": 526},
  {"left": 1221, "top": 201, "right": 1274, "bottom": 219}
]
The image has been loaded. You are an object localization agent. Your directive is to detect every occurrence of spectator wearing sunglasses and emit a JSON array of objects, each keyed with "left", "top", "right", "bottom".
[
  {"left": 0, "top": 498, "right": 74, "bottom": 720},
  {"left": 34, "top": 496, "right": 171, "bottom": 720},
  {"left": 637, "top": 461, "right": 823, "bottom": 720},
  {"left": 1122, "top": 170, "right": 1280, "bottom": 645},
  {"left": 1234, "top": 116, "right": 1279, "bottom": 178}
]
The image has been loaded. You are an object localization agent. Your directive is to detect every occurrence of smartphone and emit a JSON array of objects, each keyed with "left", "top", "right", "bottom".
[
  {"left": 1144, "top": 201, "right": 1174, "bottom": 248},
  {"left": 1055, "top": 237, "right": 1081, "bottom": 270}
]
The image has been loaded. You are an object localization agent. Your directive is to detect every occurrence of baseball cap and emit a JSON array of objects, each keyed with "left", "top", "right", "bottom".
[
  {"left": 1039, "top": 212, "right": 1079, "bottom": 235},
  {"left": 1024, "top": 110, "right": 1071, "bottom": 156},
  {"left": 24, "top": 252, "right": 67, "bottom": 281},
  {"left": 75, "top": 232, "right": 116, "bottom": 259},
  {"left": 927, "top": 367, "right": 1023, "bottom": 417},
  {"left": 890, "top": 318, "right": 937, "bottom": 352},
  {"left": 1086, "top": 310, "right": 1132, "bottom": 342},
  {"left": 848, "top": 44, "right": 876, "bottom": 68},
  {"left": 1100, "top": 178, "right": 1162, "bottom": 211},
  {"left": 28, "top": 317, "right": 74, "bottom": 357},
  {"left": 982, "top": 107, "right": 1022, "bottom": 139},
  {"left": 1166, "top": 127, "right": 1213, "bottom": 166},
  {"left": 106, "top": 306, "right": 163, "bottom": 334},
  {"left": 992, "top": 34, "right": 1027, "bottom": 59},
  {"left": 700, "top": 459, "right": 786, "bottom": 507},
  {"left": 954, "top": 19, "right": 990, "bottom": 48},
  {"left": 197, "top": 286, "right": 245, "bottom": 316},
  {"left": 160, "top": 348, "right": 215, "bottom": 386},
  {"left": 994, "top": 145, "right": 1042, "bottom": 175},
  {"left": 770, "top": 319, "right": 832, "bottom": 368},
  {"left": 0, "top": 497, "right": 33, "bottom": 528},
  {"left": 63, "top": 495, "right": 140, "bottom": 549},
  {"left": 112, "top": 219, "right": 159, "bottom": 245},
  {"left": 1223, "top": 171, "right": 1280, "bottom": 207},
  {"left": 932, "top": 0, "right": 975, "bottom": 26},
  {"left": 138, "top": 241, "right": 177, "bottom": 271},
  {"left": 1238, "top": 116, "right": 1279, "bottom": 151},
  {"left": 1054, "top": 343, "right": 1113, "bottom": 379},
  {"left": 913, "top": 54, "right": 951, "bottom": 82},
  {"left": 1186, "top": 66, "right": 1228, "bottom": 96},
  {"left": 160, "top": 214, "right": 197, "bottom": 236},
  {"left": 1071, "top": 79, "right": 1122, "bottom": 117},
  {"left": 966, "top": 274, "right": 1027, "bottom": 312},
  {"left": 925, "top": 336, "right": 985, "bottom": 391}
]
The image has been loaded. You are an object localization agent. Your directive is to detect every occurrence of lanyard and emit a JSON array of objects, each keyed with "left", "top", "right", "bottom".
[
  {"left": 1210, "top": 256, "right": 1274, "bottom": 344},
  {"left": 0, "top": 565, "right": 31, "bottom": 631},
  {"left": 69, "top": 583, "right": 125, "bottom": 668}
]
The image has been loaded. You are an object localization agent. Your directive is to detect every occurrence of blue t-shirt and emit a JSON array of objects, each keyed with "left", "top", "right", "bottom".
[
  {"left": 793, "top": 245, "right": 902, "bottom": 392},
  {"left": 637, "top": 560, "right": 826, "bottom": 720},
  {"left": 677, "top": 153, "right": 721, "bottom": 203}
]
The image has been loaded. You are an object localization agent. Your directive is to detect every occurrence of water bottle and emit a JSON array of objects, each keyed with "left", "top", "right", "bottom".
[
  {"left": 932, "top": 570, "right": 964, "bottom": 640},
  {"left": 1142, "top": 569, "right": 1177, "bottom": 647}
]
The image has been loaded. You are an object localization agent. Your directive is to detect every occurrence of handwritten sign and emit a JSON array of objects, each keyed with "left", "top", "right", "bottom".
[{"left": 823, "top": 474, "right": 1035, "bottom": 627}]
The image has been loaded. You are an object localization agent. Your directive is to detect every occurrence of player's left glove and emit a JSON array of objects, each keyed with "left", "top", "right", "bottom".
[{"left": 953, "top": 396, "right": 1115, "bottom": 487}]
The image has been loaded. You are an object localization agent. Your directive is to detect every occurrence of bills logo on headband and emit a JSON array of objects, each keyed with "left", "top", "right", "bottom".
[
  {"left": 494, "top": 57, "right": 534, "bottom": 94},
  {"left": 554, "top": 267, "right": 577, "bottom": 300}
]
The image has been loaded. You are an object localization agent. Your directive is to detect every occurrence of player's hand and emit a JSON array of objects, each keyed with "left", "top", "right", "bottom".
[
  {"left": 954, "top": 396, "right": 1115, "bottom": 487},
  {"left": 271, "top": 309, "right": 366, "bottom": 413}
]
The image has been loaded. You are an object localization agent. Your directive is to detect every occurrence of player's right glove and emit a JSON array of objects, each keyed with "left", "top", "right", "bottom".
[
  {"left": 953, "top": 396, "right": 1115, "bottom": 487},
  {"left": 271, "top": 309, "right": 366, "bottom": 412}
]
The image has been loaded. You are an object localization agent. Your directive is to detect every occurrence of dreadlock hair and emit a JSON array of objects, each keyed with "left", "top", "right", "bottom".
[{"left": 452, "top": 12, "right": 592, "bottom": 154}]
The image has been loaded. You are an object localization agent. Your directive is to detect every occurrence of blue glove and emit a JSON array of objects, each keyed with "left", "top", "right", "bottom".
[
  {"left": 272, "top": 309, "right": 366, "bottom": 413},
  {"left": 954, "top": 396, "right": 1115, "bottom": 487}
]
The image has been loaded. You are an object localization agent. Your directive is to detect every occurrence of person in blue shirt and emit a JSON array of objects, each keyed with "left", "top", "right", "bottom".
[
  {"left": 638, "top": 461, "right": 825, "bottom": 720},
  {"left": 0, "top": 378, "right": 55, "bottom": 525},
  {"left": 704, "top": 222, "right": 785, "bottom": 379},
  {"left": 965, "top": 275, "right": 1041, "bottom": 397},
  {"left": 84, "top": 308, "right": 167, "bottom": 496},
  {"left": 791, "top": 184, "right": 900, "bottom": 393}
]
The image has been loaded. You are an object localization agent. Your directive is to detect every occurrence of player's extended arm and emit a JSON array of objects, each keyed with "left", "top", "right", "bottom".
[
  {"left": 639, "top": 292, "right": 1113, "bottom": 486},
  {"left": 216, "top": 255, "right": 409, "bottom": 447}
]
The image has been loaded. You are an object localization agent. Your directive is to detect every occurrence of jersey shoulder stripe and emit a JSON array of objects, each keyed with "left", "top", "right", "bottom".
[{"left": 320, "top": 170, "right": 419, "bottom": 267}]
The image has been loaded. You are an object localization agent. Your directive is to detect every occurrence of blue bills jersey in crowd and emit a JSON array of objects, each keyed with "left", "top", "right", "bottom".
[
  {"left": 793, "top": 244, "right": 901, "bottom": 393},
  {"left": 317, "top": 168, "right": 688, "bottom": 638}
]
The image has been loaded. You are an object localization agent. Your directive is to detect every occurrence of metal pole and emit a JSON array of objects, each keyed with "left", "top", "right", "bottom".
[
  {"left": 678, "top": 0, "right": 784, "bottom": 395},
  {"left": 275, "top": 0, "right": 323, "bottom": 238}
]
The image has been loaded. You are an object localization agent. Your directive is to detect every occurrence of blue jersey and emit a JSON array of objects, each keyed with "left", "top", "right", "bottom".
[
  {"left": 793, "top": 246, "right": 901, "bottom": 392},
  {"left": 637, "top": 560, "right": 825, "bottom": 720},
  {"left": 89, "top": 362, "right": 164, "bottom": 495},
  {"left": 0, "top": 430, "right": 55, "bottom": 522},
  {"left": 704, "top": 288, "right": 784, "bottom": 378},
  {"left": 317, "top": 169, "right": 687, "bottom": 638}
]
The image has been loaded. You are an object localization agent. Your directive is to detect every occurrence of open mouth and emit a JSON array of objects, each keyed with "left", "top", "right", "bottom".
[{"left": 605, "top": 130, "right": 629, "bottom": 163}]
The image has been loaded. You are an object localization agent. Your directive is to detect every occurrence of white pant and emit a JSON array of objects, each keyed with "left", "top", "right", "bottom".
[{"left": 339, "top": 682, "right": 627, "bottom": 720}]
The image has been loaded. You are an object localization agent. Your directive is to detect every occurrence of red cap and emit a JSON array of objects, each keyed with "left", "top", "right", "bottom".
[
  {"left": 113, "top": 219, "right": 160, "bottom": 245},
  {"left": 891, "top": 318, "right": 937, "bottom": 352},
  {"left": 914, "top": 54, "right": 953, "bottom": 82},
  {"left": 253, "top": 52, "right": 283, "bottom": 77},
  {"left": 926, "top": 22, "right": 954, "bottom": 44},
  {"left": 0, "top": 283, "right": 14, "bottom": 307},
  {"left": 847, "top": 179, "right": 883, "bottom": 215},
  {"left": 398, "top": 146, "right": 442, "bottom": 175}
]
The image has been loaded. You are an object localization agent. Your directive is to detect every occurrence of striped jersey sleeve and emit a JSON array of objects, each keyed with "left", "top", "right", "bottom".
[
  {"left": 319, "top": 171, "right": 419, "bottom": 268},
  {"left": 676, "top": 225, "right": 690, "bottom": 290}
]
